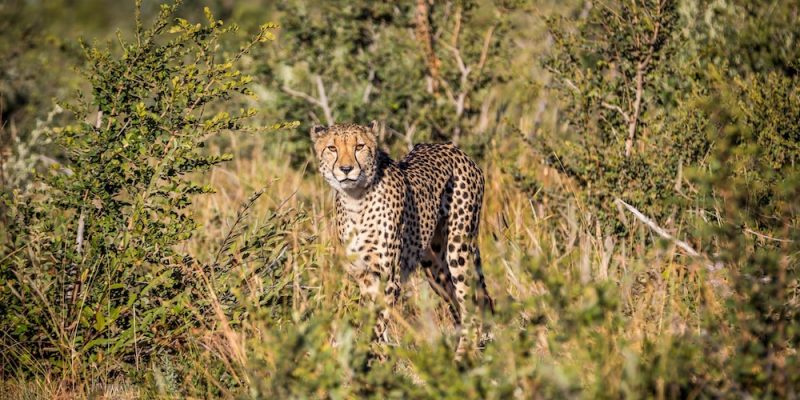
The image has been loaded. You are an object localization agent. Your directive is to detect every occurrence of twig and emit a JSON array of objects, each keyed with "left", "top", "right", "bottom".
[
  {"left": 624, "top": 0, "right": 664, "bottom": 158},
  {"left": 744, "top": 228, "right": 794, "bottom": 243},
  {"left": 281, "top": 76, "right": 335, "bottom": 126},
  {"left": 314, "top": 75, "right": 334, "bottom": 126},
  {"left": 601, "top": 101, "right": 630, "bottom": 123},
  {"left": 615, "top": 198, "right": 721, "bottom": 271}
]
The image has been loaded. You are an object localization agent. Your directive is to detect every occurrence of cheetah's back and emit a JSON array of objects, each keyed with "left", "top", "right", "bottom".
[{"left": 396, "top": 143, "right": 485, "bottom": 266}]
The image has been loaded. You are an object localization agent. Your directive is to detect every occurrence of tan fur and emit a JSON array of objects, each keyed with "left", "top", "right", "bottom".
[{"left": 311, "top": 121, "right": 493, "bottom": 358}]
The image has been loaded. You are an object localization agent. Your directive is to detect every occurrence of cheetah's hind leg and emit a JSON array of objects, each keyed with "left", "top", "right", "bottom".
[
  {"left": 472, "top": 245, "right": 495, "bottom": 349},
  {"left": 421, "top": 222, "right": 460, "bottom": 325}
]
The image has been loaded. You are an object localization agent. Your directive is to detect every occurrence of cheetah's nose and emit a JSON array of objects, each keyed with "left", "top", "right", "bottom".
[{"left": 339, "top": 165, "right": 354, "bottom": 174}]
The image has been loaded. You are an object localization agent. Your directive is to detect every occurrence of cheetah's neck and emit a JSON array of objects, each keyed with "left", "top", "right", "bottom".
[{"left": 337, "top": 192, "right": 363, "bottom": 217}]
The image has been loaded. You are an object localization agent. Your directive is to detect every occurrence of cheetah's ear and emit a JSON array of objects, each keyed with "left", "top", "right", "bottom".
[{"left": 310, "top": 124, "right": 328, "bottom": 142}]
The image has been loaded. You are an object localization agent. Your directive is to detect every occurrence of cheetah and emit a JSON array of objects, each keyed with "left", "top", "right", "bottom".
[{"left": 311, "top": 121, "right": 493, "bottom": 358}]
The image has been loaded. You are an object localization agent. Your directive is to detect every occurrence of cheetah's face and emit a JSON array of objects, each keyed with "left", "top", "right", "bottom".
[{"left": 311, "top": 122, "right": 379, "bottom": 193}]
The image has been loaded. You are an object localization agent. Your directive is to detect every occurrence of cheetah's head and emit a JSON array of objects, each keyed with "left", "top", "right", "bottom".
[{"left": 311, "top": 121, "right": 380, "bottom": 195}]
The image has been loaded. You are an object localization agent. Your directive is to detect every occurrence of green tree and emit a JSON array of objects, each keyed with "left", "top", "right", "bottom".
[
  {"left": 248, "top": 0, "right": 525, "bottom": 163},
  {"left": 533, "top": 0, "right": 682, "bottom": 230}
]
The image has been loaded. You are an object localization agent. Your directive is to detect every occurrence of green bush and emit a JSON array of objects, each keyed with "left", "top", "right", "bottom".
[
  {"left": 0, "top": 1, "right": 290, "bottom": 382},
  {"left": 696, "top": 71, "right": 800, "bottom": 397},
  {"left": 530, "top": 0, "right": 684, "bottom": 230},
  {"left": 1, "top": 1, "right": 799, "bottom": 398},
  {"left": 520, "top": 2, "right": 800, "bottom": 395},
  {"left": 250, "top": 0, "right": 525, "bottom": 163}
]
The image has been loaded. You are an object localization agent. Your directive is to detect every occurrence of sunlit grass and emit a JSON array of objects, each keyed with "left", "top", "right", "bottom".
[{"left": 145, "top": 131, "right": 725, "bottom": 397}]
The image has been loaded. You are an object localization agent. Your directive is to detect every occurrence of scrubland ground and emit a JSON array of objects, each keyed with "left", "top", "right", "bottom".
[
  {"left": 4, "top": 133, "right": 730, "bottom": 398},
  {"left": 2, "top": 0, "right": 798, "bottom": 398}
]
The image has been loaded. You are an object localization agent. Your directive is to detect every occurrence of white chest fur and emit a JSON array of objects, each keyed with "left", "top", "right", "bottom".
[{"left": 336, "top": 192, "right": 370, "bottom": 276}]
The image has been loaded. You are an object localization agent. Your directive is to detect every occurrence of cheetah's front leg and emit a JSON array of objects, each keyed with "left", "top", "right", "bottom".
[
  {"left": 357, "top": 269, "right": 400, "bottom": 345},
  {"left": 347, "top": 225, "right": 402, "bottom": 351}
]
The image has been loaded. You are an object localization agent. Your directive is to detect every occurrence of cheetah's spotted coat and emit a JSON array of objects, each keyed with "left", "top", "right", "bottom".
[{"left": 312, "top": 122, "right": 493, "bottom": 357}]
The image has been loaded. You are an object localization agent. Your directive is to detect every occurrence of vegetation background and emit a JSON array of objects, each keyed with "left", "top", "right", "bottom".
[{"left": 1, "top": 0, "right": 798, "bottom": 398}]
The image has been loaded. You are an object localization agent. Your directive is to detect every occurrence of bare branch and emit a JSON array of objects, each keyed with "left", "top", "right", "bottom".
[
  {"left": 438, "top": 23, "right": 497, "bottom": 144},
  {"left": 476, "top": 91, "right": 494, "bottom": 134},
  {"left": 403, "top": 120, "right": 418, "bottom": 151},
  {"left": 546, "top": 65, "right": 581, "bottom": 94},
  {"left": 615, "top": 198, "right": 721, "bottom": 272},
  {"left": 441, "top": 40, "right": 469, "bottom": 77},
  {"left": 281, "top": 76, "right": 335, "bottom": 126},
  {"left": 624, "top": 0, "right": 665, "bottom": 157},
  {"left": 601, "top": 101, "right": 630, "bottom": 123},
  {"left": 314, "top": 75, "right": 334, "bottom": 126},
  {"left": 438, "top": 79, "right": 457, "bottom": 106},
  {"left": 362, "top": 67, "right": 375, "bottom": 104},
  {"left": 475, "top": 26, "right": 496, "bottom": 77},
  {"left": 281, "top": 84, "right": 322, "bottom": 107},
  {"left": 450, "top": 5, "right": 462, "bottom": 48}
]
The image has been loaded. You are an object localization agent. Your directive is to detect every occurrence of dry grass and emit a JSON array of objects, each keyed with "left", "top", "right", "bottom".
[
  {"left": 168, "top": 131, "right": 724, "bottom": 396},
  {"left": 2, "top": 129, "right": 730, "bottom": 398}
]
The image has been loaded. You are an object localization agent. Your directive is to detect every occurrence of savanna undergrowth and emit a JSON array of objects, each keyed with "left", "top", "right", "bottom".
[{"left": 1, "top": 1, "right": 799, "bottom": 399}]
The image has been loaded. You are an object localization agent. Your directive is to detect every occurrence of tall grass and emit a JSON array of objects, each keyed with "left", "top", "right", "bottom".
[
  {"left": 2, "top": 1, "right": 798, "bottom": 398},
  {"left": 3, "top": 124, "right": 729, "bottom": 398}
]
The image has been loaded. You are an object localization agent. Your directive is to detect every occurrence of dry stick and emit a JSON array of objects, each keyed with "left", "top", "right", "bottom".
[
  {"left": 615, "top": 198, "right": 721, "bottom": 272},
  {"left": 440, "top": 25, "right": 496, "bottom": 145},
  {"left": 624, "top": 0, "right": 664, "bottom": 158},
  {"left": 743, "top": 227, "right": 794, "bottom": 243},
  {"left": 314, "top": 75, "right": 334, "bottom": 126},
  {"left": 362, "top": 67, "right": 375, "bottom": 104},
  {"left": 281, "top": 75, "right": 334, "bottom": 126}
]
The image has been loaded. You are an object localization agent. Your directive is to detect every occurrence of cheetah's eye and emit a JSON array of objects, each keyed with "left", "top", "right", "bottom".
[
  {"left": 355, "top": 144, "right": 365, "bottom": 151},
  {"left": 327, "top": 146, "right": 337, "bottom": 152}
]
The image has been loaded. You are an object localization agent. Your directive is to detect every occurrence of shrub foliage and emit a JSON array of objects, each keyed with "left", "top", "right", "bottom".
[
  {"left": 0, "top": 0, "right": 798, "bottom": 398},
  {"left": 0, "top": 1, "right": 290, "bottom": 380}
]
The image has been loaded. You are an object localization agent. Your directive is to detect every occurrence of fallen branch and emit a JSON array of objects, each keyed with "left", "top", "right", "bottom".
[
  {"left": 615, "top": 198, "right": 721, "bottom": 271},
  {"left": 744, "top": 227, "right": 794, "bottom": 243}
]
